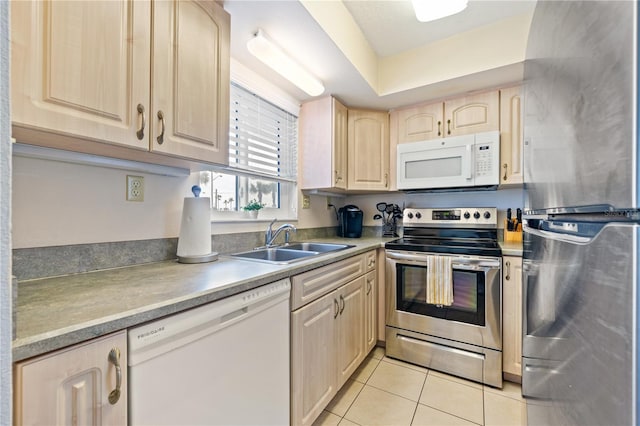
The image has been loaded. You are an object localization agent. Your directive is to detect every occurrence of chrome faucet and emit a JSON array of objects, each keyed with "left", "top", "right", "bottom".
[{"left": 265, "top": 219, "right": 297, "bottom": 247}]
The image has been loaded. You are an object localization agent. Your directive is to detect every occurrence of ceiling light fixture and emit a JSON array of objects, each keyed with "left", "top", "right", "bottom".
[
  {"left": 411, "top": 0, "right": 469, "bottom": 23},
  {"left": 247, "top": 29, "right": 325, "bottom": 97}
]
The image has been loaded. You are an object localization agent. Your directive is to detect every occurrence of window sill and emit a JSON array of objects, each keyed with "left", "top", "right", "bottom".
[{"left": 210, "top": 211, "right": 297, "bottom": 223}]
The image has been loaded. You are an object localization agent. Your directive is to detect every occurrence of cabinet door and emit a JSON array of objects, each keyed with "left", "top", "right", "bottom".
[
  {"left": 11, "top": 0, "right": 151, "bottom": 150},
  {"left": 347, "top": 110, "right": 390, "bottom": 190},
  {"left": 336, "top": 276, "right": 366, "bottom": 386},
  {"left": 151, "top": 0, "right": 230, "bottom": 165},
  {"left": 300, "top": 96, "right": 347, "bottom": 190},
  {"left": 333, "top": 99, "right": 349, "bottom": 189},
  {"left": 394, "top": 102, "right": 444, "bottom": 143},
  {"left": 14, "top": 331, "right": 127, "bottom": 425},
  {"left": 499, "top": 86, "right": 524, "bottom": 186},
  {"left": 444, "top": 91, "right": 499, "bottom": 137},
  {"left": 503, "top": 256, "right": 523, "bottom": 378},
  {"left": 291, "top": 292, "right": 338, "bottom": 426},
  {"left": 364, "top": 270, "right": 377, "bottom": 353}
]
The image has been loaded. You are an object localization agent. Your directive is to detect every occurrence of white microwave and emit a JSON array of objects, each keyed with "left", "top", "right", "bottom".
[{"left": 397, "top": 131, "right": 500, "bottom": 191}]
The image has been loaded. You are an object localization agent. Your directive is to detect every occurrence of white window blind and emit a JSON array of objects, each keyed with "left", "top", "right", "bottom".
[{"left": 228, "top": 83, "right": 298, "bottom": 181}]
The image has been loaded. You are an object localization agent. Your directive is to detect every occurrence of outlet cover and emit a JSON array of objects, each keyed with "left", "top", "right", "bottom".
[
  {"left": 302, "top": 195, "right": 310, "bottom": 209},
  {"left": 126, "top": 175, "right": 144, "bottom": 201}
]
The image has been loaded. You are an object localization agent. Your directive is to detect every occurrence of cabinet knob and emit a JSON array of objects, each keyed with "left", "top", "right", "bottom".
[{"left": 107, "top": 347, "right": 122, "bottom": 405}]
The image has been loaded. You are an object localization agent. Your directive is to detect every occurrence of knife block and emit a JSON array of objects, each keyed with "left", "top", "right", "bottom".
[{"left": 504, "top": 219, "right": 523, "bottom": 242}]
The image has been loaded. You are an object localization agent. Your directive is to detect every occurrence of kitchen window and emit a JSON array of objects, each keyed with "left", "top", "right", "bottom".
[{"left": 200, "top": 82, "right": 298, "bottom": 221}]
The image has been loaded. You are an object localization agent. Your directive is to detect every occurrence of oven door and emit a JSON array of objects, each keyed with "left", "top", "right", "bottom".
[
  {"left": 396, "top": 135, "right": 474, "bottom": 190},
  {"left": 386, "top": 250, "right": 502, "bottom": 350}
]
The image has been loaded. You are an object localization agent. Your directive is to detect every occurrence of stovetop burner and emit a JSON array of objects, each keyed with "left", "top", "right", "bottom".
[{"left": 385, "top": 207, "right": 502, "bottom": 257}]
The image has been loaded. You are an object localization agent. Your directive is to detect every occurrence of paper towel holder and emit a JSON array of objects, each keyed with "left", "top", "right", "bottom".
[{"left": 177, "top": 185, "right": 219, "bottom": 264}]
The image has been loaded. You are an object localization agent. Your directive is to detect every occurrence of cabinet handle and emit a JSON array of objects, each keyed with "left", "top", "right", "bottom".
[
  {"left": 107, "top": 347, "right": 122, "bottom": 405},
  {"left": 366, "top": 279, "right": 373, "bottom": 295},
  {"left": 368, "top": 258, "right": 375, "bottom": 268},
  {"left": 334, "top": 298, "right": 340, "bottom": 318},
  {"left": 505, "top": 261, "right": 511, "bottom": 281},
  {"left": 136, "top": 104, "right": 146, "bottom": 140},
  {"left": 157, "top": 110, "right": 165, "bottom": 145},
  {"left": 503, "top": 163, "right": 508, "bottom": 181},
  {"left": 437, "top": 121, "right": 442, "bottom": 136},
  {"left": 339, "top": 295, "right": 345, "bottom": 314},
  {"left": 335, "top": 170, "right": 342, "bottom": 184},
  {"left": 447, "top": 119, "right": 451, "bottom": 135},
  {"left": 384, "top": 173, "right": 388, "bottom": 188}
]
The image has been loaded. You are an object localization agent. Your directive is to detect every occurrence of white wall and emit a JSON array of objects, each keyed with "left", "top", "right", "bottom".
[
  {"left": 12, "top": 156, "right": 197, "bottom": 248},
  {"left": 12, "top": 156, "right": 340, "bottom": 248},
  {"left": 1, "top": 1, "right": 12, "bottom": 422}
]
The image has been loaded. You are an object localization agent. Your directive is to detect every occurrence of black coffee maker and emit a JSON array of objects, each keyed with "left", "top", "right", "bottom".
[{"left": 337, "top": 205, "right": 363, "bottom": 238}]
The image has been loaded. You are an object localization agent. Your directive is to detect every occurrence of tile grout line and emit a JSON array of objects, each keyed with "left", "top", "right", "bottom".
[
  {"left": 409, "top": 369, "right": 429, "bottom": 425},
  {"left": 336, "top": 355, "right": 383, "bottom": 425}
]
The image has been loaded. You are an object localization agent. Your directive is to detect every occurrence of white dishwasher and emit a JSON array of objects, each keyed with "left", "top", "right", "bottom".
[{"left": 128, "top": 278, "right": 291, "bottom": 425}]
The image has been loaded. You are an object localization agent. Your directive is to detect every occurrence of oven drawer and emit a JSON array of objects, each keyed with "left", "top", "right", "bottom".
[{"left": 386, "top": 326, "right": 502, "bottom": 388}]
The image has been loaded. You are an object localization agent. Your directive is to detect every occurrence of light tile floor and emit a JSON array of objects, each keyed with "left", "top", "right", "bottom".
[{"left": 312, "top": 347, "right": 527, "bottom": 426}]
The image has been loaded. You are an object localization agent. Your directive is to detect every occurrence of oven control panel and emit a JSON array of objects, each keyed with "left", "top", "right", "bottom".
[{"left": 403, "top": 207, "right": 497, "bottom": 227}]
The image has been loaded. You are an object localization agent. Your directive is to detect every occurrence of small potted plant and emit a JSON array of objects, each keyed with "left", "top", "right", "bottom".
[{"left": 243, "top": 199, "right": 265, "bottom": 219}]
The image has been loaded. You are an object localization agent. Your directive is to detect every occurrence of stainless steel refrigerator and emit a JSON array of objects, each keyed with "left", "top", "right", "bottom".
[{"left": 522, "top": 1, "right": 638, "bottom": 425}]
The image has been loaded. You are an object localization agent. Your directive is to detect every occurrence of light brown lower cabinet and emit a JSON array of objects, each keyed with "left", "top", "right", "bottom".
[
  {"left": 291, "top": 251, "right": 376, "bottom": 426},
  {"left": 502, "top": 256, "right": 523, "bottom": 381},
  {"left": 14, "top": 331, "right": 127, "bottom": 425},
  {"left": 364, "top": 270, "right": 377, "bottom": 352}
]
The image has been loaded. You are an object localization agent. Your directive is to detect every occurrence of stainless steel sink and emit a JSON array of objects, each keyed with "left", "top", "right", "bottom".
[
  {"left": 230, "top": 242, "right": 354, "bottom": 264},
  {"left": 282, "top": 242, "right": 354, "bottom": 253},
  {"left": 230, "top": 248, "right": 317, "bottom": 264}
]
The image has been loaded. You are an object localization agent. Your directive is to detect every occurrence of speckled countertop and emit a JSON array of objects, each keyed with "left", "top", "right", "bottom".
[{"left": 13, "top": 238, "right": 391, "bottom": 362}]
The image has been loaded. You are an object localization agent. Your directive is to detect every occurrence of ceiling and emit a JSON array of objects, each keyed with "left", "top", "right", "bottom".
[{"left": 223, "top": 0, "right": 537, "bottom": 110}]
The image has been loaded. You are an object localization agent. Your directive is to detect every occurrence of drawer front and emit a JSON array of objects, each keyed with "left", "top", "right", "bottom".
[{"left": 291, "top": 254, "right": 366, "bottom": 311}]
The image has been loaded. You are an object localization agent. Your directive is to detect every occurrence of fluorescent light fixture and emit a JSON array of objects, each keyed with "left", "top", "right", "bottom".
[
  {"left": 411, "top": 0, "right": 468, "bottom": 22},
  {"left": 247, "top": 29, "right": 325, "bottom": 97}
]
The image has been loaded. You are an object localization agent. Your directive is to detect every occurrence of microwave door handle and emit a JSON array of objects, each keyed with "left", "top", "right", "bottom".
[{"left": 465, "top": 144, "right": 472, "bottom": 180}]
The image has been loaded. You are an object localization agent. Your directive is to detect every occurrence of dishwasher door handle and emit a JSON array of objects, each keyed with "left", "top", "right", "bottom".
[{"left": 220, "top": 306, "right": 249, "bottom": 324}]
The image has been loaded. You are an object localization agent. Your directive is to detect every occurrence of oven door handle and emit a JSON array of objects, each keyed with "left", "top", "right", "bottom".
[
  {"left": 385, "top": 251, "right": 428, "bottom": 264},
  {"left": 452, "top": 259, "right": 501, "bottom": 269}
]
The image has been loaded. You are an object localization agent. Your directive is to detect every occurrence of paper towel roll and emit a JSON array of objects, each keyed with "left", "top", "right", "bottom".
[{"left": 177, "top": 197, "right": 212, "bottom": 258}]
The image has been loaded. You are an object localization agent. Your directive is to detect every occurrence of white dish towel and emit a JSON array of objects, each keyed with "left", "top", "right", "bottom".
[{"left": 426, "top": 255, "right": 453, "bottom": 306}]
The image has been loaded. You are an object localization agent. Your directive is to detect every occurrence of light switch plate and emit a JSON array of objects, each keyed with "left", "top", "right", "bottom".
[{"left": 302, "top": 195, "right": 310, "bottom": 209}]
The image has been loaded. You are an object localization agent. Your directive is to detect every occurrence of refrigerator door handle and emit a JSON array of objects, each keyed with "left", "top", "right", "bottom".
[{"left": 523, "top": 223, "right": 592, "bottom": 244}]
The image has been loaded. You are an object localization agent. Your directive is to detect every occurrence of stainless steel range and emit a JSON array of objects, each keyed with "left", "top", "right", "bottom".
[{"left": 385, "top": 207, "right": 503, "bottom": 388}]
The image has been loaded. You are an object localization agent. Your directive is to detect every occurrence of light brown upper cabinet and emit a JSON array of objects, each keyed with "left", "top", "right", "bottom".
[
  {"left": 347, "top": 109, "right": 390, "bottom": 191},
  {"left": 300, "top": 96, "right": 348, "bottom": 190},
  {"left": 499, "top": 86, "right": 524, "bottom": 186},
  {"left": 11, "top": 0, "right": 230, "bottom": 166},
  {"left": 444, "top": 91, "right": 499, "bottom": 137},
  {"left": 392, "top": 90, "right": 500, "bottom": 145}
]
